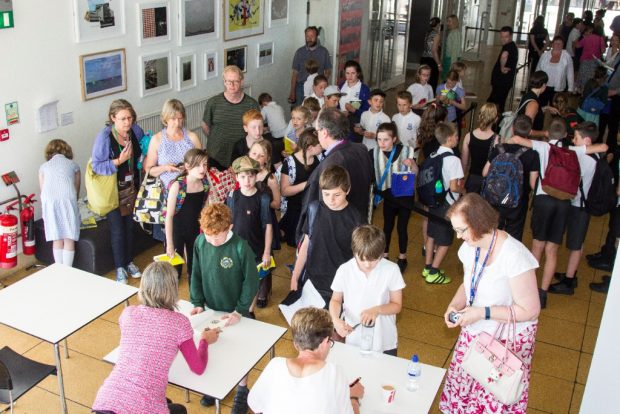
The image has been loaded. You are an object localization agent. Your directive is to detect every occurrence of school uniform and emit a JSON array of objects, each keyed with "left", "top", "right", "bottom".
[
  {"left": 567, "top": 147, "right": 597, "bottom": 250},
  {"left": 392, "top": 111, "right": 421, "bottom": 150},
  {"left": 360, "top": 109, "right": 390, "bottom": 150}
]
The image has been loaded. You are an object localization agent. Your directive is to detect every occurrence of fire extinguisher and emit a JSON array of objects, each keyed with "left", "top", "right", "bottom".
[
  {"left": 0, "top": 203, "right": 18, "bottom": 269},
  {"left": 21, "top": 194, "right": 36, "bottom": 255}
]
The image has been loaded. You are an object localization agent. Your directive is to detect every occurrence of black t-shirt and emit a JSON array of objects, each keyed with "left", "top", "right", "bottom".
[
  {"left": 528, "top": 26, "right": 548, "bottom": 52},
  {"left": 230, "top": 138, "right": 250, "bottom": 163},
  {"left": 488, "top": 144, "right": 540, "bottom": 208},
  {"left": 518, "top": 91, "right": 544, "bottom": 131},
  {"left": 228, "top": 189, "right": 272, "bottom": 260},
  {"left": 281, "top": 155, "right": 319, "bottom": 210},
  {"left": 492, "top": 41, "right": 518, "bottom": 84},
  {"left": 108, "top": 129, "right": 142, "bottom": 188}
]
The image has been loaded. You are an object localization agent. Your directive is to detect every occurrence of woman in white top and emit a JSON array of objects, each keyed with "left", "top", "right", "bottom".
[
  {"left": 406, "top": 64, "right": 435, "bottom": 115},
  {"left": 439, "top": 193, "right": 540, "bottom": 414},
  {"left": 248, "top": 308, "right": 365, "bottom": 414},
  {"left": 338, "top": 60, "right": 371, "bottom": 143},
  {"left": 605, "top": 33, "right": 620, "bottom": 67},
  {"left": 536, "top": 36, "right": 574, "bottom": 107}
]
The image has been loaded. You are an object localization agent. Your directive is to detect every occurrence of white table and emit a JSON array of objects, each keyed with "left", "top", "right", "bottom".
[
  {"left": 104, "top": 300, "right": 287, "bottom": 414},
  {"left": 327, "top": 342, "right": 446, "bottom": 413},
  {"left": 0, "top": 264, "right": 138, "bottom": 414}
]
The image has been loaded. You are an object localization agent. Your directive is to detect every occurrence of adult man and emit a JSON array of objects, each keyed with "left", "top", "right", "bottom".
[
  {"left": 297, "top": 108, "right": 372, "bottom": 239},
  {"left": 289, "top": 26, "right": 332, "bottom": 106},
  {"left": 559, "top": 12, "right": 574, "bottom": 47},
  {"left": 487, "top": 26, "right": 518, "bottom": 114},
  {"left": 566, "top": 18, "right": 584, "bottom": 71},
  {"left": 201, "top": 65, "right": 260, "bottom": 170}
]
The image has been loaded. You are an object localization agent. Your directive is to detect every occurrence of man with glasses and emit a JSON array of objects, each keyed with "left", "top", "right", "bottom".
[
  {"left": 289, "top": 26, "right": 333, "bottom": 106},
  {"left": 202, "top": 65, "right": 260, "bottom": 170}
]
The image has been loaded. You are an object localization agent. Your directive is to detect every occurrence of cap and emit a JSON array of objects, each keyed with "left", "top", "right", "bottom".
[
  {"left": 231, "top": 156, "right": 260, "bottom": 173},
  {"left": 324, "top": 85, "right": 345, "bottom": 97},
  {"left": 369, "top": 88, "right": 386, "bottom": 98}
]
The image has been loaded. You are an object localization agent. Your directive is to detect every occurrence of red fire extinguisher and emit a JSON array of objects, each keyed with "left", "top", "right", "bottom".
[
  {"left": 0, "top": 203, "right": 18, "bottom": 269},
  {"left": 21, "top": 194, "right": 36, "bottom": 255}
]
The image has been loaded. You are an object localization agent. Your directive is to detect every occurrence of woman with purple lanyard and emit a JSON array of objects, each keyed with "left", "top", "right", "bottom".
[{"left": 439, "top": 193, "right": 541, "bottom": 413}]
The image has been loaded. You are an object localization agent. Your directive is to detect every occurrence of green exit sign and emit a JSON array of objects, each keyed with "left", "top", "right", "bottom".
[{"left": 0, "top": 10, "right": 13, "bottom": 29}]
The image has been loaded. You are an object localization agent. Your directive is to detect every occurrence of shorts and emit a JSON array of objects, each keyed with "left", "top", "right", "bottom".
[
  {"left": 531, "top": 195, "right": 570, "bottom": 244},
  {"left": 428, "top": 204, "right": 453, "bottom": 246},
  {"left": 565, "top": 206, "right": 590, "bottom": 250}
]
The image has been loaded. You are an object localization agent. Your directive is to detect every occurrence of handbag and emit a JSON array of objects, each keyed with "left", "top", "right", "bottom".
[
  {"left": 581, "top": 86, "right": 607, "bottom": 114},
  {"left": 461, "top": 306, "right": 526, "bottom": 405},
  {"left": 133, "top": 168, "right": 164, "bottom": 224},
  {"left": 84, "top": 159, "right": 118, "bottom": 216},
  {"left": 118, "top": 182, "right": 137, "bottom": 217},
  {"left": 207, "top": 167, "right": 237, "bottom": 205},
  {"left": 391, "top": 171, "right": 415, "bottom": 197}
]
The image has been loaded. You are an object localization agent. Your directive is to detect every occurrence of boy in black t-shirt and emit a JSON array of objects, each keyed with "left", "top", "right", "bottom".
[{"left": 290, "top": 165, "right": 364, "bottom": 305}]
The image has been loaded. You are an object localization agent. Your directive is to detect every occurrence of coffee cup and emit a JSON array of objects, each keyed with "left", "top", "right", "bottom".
[{"left": 381, "top": 384, "right": 396, "bottom": 404}]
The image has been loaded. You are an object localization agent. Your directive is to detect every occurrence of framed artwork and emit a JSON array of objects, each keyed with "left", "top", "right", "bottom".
[
  {"left": 268, "top": 0, "right": 287, "bottom": 27},
  {"left": 225, "top": 45, "right": 247, "bottom": 72},
  {"left": 203, "top": 51, "right": 219, "bottom": 80},
  {"left": 137, "top": 1, "right": 170, "bottom": 46},
  {"left": 72, "top": 0, "right": 126, "bottom": 42},
  {"left": 179, "top": 0, "right": 218, "bottom": 45},
  {"left": 176, "top": 52, "right": 197, "bottom": 91},
  {"left": 257, "top": 41, "right": 273, "bottom": 67},
  {"left": 79, "top": 48, "right": 127, "bottom": 101},
  {"left": 224, "top": 0, "right": 264, "bottom": 41},
  {"left": 140, "top": 51, "right": 172, "bottom": 96}
]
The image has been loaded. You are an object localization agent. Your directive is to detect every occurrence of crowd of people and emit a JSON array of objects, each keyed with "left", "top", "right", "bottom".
[{"left": 34, "top": 13, "right": 620, "bottom": 413}]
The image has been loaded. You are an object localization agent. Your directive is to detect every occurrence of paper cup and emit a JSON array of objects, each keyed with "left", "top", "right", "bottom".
[{"left": 381, "top": 385, "right": 396, "bottom": 404}]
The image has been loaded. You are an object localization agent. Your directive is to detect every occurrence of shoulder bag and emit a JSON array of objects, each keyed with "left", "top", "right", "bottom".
[
  {"left": 85, "top": 159, "right": 118, "bottom": 216},
  {"left": 133, "top": 168, "right": 164, "bottom": 224}
]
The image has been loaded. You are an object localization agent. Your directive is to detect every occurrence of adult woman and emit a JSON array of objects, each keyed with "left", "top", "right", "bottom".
[
  {"left": 247, "top": 307, "right": 365, "bottom": 414},
  {"left": 605, "top": 33, "right": 620, "bottom": 67},
  {"left": 442, "top": 15, "right": 462, "bottom": 79},
  {"left": 536, "top": 36, "right": 575, "bottom": 107},
  {"left": 439, "top": 193, "right": 540, "bottom": 413},
  {"left": 576, "top": 22, "right": 606, "bottom": 90},
  {"left": 91, "top": 99, "right": 144, "bottom": 283},
  {"left": 406, "top": 64, "right": 434, "bottom": 115},
  {"left": 528, "top": 16, "right": 549, "bottom": 77},
  {"left": 460, "top": 103, "right": 498, "bottom": 194},
  {"left": 93, "top": 262, "right": 219, "bottom": 414},
  {"left": 517, "top": 70, "right": 548, "bottom": 138},
  {"left": 420, "top": 17, "right": 442, "bottom": 91},
  {"left": 338, "top": 60, "right": 371, "bottom": 143}
]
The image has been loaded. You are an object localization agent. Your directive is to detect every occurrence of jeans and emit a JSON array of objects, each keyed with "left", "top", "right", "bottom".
[
  {"left": 294, "top": 81, "right": 305, "bottom": 106},
  {"left": 106, "top": 208, "right": 135, "bottom": 269}
]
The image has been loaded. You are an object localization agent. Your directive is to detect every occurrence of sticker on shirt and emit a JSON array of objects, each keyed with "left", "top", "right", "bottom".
[
  {"left": 220, "top": 257, "right": 233, "bottom": 269},
  {"left": 407, "top": 123, "right": 413, "bottom": 130}
]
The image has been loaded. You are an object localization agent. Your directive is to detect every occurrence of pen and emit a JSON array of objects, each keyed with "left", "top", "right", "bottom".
[{"left": 349, "top": 377, "right": 361, "bottom": 387}]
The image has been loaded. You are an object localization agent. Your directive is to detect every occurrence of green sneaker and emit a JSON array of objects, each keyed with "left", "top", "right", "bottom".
[
  {"left": 422, "top": 268, "right": 445, "bottom": 279},
  {"left": 425, "top": 270, "right": 451, "bottom": 284}
]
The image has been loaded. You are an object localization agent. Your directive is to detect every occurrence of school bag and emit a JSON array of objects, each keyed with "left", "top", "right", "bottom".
[
  {"left": 579, "top": 154, "right": 616, "bottom": 216},
  {"left": 481, "top": 145, "right": 527, "bottom": 208},
  {"left": 417, "top": 152, "right": 456, "bottom": 208},
  {"left": 540, "top": 142, "right": 581, "bottom": 200},
  {"left": 498, "top": 99, "right": 534, "bottom": 140},
  {"left": 580, "top": 86, "right": 607, "bottom": 115}
]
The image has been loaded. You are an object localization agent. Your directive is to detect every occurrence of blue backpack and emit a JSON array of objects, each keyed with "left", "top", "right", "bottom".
[
  {"left": 481, "top": 145, "right": 527, "bottom": 208},
  {"left": 417, "top": 152, "right": 456, "bottom": 207}
]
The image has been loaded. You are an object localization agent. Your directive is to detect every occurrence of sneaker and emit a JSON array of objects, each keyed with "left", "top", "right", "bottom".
[
  {"left": 231, "top": 385, "right": 249, "bottom": 414},
  {"left": 548, "top": 277, "right": 575, "bottom": 295},
  {"left": 127, "top": 262, "right": 142, "bottom": 279},
  {"left": 553, "top": 272, "right": 578, "bottom": 287},
  {"left": 397, "top": 258, "right": 408, "bottom": 273},
  {"left": 425, "top": 270, "right": 451, "bottom": 284},
  {"left": 200, "top": 394, "right": 216, "bottom": 407},
  {"left": 422, "top": 267, "right": 444, "bottom": 279},
  {"left": 116, "top": 267, "right": 128, "bottom": 284},
  {"left": 539, "top": 288, "right": 547, "bottom": 309}
]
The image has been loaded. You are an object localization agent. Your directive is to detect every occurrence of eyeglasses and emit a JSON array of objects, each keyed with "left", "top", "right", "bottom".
[
  {"left": 328, "top": 338, "right": 335, "bottom": 348},
  {"left": 453, "top": 226, "right": 468, "bottom": 235},
  {"left": 224, "top": 79, "right": 241, "bottom": 85}
]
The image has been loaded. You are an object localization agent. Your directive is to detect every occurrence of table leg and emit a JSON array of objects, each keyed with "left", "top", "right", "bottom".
[
  {"left": 215, "top": 398, "right": 221, "bottom": 414},
  {"left": 125, "top": 299, "right": 130, "bottom": 307},
  {"left": 184, "top": 389, "right": 189, "bottom": 403},
  {"left": 63, "top": 339, "right": 69, "bottom": 358},
  {"left": 54, "top": 343, "right": 68, "bottom": 414},
  {"left": 270, "top": 346, "right": 275, "bottom": 359}
]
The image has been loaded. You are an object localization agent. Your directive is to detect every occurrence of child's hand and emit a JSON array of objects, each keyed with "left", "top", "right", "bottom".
[
  {"left": 335, "top": 320, "right": 353, "bottom": 338},
  {"left": 403, "top": 159, "right": 414, "bottom": 168},
  {"left": 360, "top": 307, "right": 379, "bottom": 326},
  {"left": 201, "top": 328, "right": 220, "bottom": 344},
  {"left": 345, "top": 103, "right": 356, "bottom": 113},
  {"left": 262, "top": 253, "right": 271, "bottom": 267},
  {"left": 221, "top": 311, "right": 241, "bottom": 327},
  {"left": 190, "top": 307, "right": 204, "bottom": 315},
  {"left": 290, "top": 277, "right": 299, "bottom": 291}
]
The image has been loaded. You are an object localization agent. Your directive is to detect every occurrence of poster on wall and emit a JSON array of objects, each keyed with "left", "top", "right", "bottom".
[
  {"left": 225, "top": 45, "right": 247, "bottom": 72},
  {"left": 203, "top": 51, "right": 219, "bottom": 80},
  {"left": 337, "top": 0, "right": 363, "bottom": 83},
  {"left": 73, "top": 0, "right": 126, "bottom": 42},
  {"left": 268, "top": 0, "right": 287, "bottom": 27},
  {"left": 176, "top": 52, "right": 197, "bottom": 91},
  {"left": 257, "top": 42, "right": 273, "bottom": 67},
  {"left": 140, "top": 51, "right": 172, "bottom": 96},
  {"left": 224, "top": 0, "right": 263, "bottom": 41},
  {"left": 0, "top": 0, "right": 14, "bottom": 29},
  {"left": 180, "top": 0, "right": 218, "bottom": 45}
]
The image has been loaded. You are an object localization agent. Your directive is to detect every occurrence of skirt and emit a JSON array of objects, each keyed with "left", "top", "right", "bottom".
[{"left": 439, "top": 323, "right": 538, "bottom": 414}]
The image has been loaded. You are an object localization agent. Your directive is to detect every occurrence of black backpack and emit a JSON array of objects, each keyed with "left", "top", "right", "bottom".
[
  {"left": 417, "top": 152, "right": 456, "bottom": 208},
  {"left": 580, "top": 154, "right": 616, "bottom": 216}
]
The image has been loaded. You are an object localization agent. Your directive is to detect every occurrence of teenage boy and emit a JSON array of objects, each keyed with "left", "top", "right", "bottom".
[
  {"left": 355, "top": 89, "right": 390, "bottom": 150},
  {"left": 190, "top": 203, "right": 259, "bottom": 413},
  {"left": 329, "top": 224, "right": 405, "bottom": 355},
  {"left": 231, "top": 109, "right": 265, "bottom": 161},
  {"left": 423, "top": 122, "right": 464, "bottom": 284},
  {"left": 483, "top": 114, "right": 540, "bottom": 242},
  {"left": 290, "top": 165, "right": 365, "bottom": 305},
  {"left": 392, "top": 90, "right": 421, "bottom": 150},
  {"left": 323, "top": 85, "right": 346, "bottom": 109}
]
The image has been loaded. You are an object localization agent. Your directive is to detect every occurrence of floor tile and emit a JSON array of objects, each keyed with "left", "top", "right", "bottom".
[
  {"left": 396, "top": 308, "right": 459, "bottom": 350},
  {"left": 528, "top": 372, "right": 573, "bottom": 413},
  {"left": 586, "top": 300, "right": 605, "bottom": 328},
  {"left": 581, "top": 325, "right": 599, "bottom": 354},
  {"left": 570, "top": 383, "right": 585, "bottom": 414},
  {"left": 535, "top": 315, "right": 585, "bottom": 351},
  {"left": 576, "top": 352, "right": 592, "bottom": 385},
  {"left": 0, "top": 324, "right": 43, "bottom": 354},
  {"left": 531, "top": 342, "right": 579, "bottom": 382},
  {"left": 67, "top": 318, "right": 120, "bottom": 360},
  {"left": 541, "top": 295, "right": 589, "bottom": 325},
  {"left": 0, "top": 385, "right": 92, "bottom": 414},
  {"left": 397, "top": 336, "right": 452, "bottom": 368}
]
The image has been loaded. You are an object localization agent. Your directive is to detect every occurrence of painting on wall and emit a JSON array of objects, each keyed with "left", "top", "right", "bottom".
[
  {"left": 337, "top": 0, "right": 363, "bottom": 83},
  {"left": 257, "top": 42, "right": 273, "bottom": 67},
  {"left": 177, "top": 52, "right": 197, "bottom": 90},
  {"left": 79, "top": 48, "right": 127, "bottom": 101},
  {"left": 141, "top": 51, "right": 172, "bottom": 96},
  {"left": 224, "top": 0, "right": 263, "bottom": 41},
  {"left": 225, "top": 45, "right": 247, "bottom": 72},
  {"left": 180, "top": 0, "right": 218, "bottom": 44},
  {"left": 268, "top": 0, "right": 287, "bottom": 27},
  {"left": 138, "top": 1, "right": 170, "bottom": 46},
  {"left": 203, "top": 51, "right": 218, "bottom": 80},
  {"left": 73, "top": 0, "right": 126, "bottom": 42}
]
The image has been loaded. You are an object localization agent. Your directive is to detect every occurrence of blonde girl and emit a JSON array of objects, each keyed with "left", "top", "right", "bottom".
[{"left": 284, "top": 106, "right": 311, "bottom": 155}]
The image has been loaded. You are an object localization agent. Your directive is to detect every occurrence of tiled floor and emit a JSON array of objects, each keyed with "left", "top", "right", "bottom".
[{"left": 0, "top": 45, "right": 610, "bottom": 413}]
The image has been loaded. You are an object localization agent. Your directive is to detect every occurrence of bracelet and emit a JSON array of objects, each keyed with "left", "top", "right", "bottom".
[{"left": 485, "top": 306, "right": 491, "bottom": 320}]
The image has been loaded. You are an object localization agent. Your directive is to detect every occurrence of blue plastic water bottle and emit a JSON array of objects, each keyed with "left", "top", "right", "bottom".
[{"left": 407, "top": 354, "right": 421, "bottom": 391}]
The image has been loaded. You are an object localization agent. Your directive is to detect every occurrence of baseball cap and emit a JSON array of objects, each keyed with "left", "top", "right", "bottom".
[
  {"left": 232, "top": 156, "right": 260, "bottom": 173},
  {"left": 324, "top": 85, "right": 345, "bottom": 97}
]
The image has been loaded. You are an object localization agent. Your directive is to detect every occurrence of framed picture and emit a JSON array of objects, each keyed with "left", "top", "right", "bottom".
[
  {"left": 179, "top": 0, "right": 218, "bottom": 45},
  {"left": 137, "top": 1, "right": 170, "bottom": 46},
  {"left": 257, "top": 41, "right": 273, "bottom": 67},
  {"left": 176, "top": 52, "right": 197, "bottom": 91},
  {"left": 203, "top": 51, "right": 219, "bottom": 80},
  {"left": 268, "top": 0, "right": 287, "bottom": 27},
  {"left": 72, "top": 0, "right": 126, "bottom": 42},
  {"left": 225, "top": 45, "right": 247, "bottom": 72},
  {"left": 140, "top": 51, "right": 172, "bottom": 96},
  {"left": 79, "top": 48, "right": 127, "bottom": 101},
  {"left": 224, "top": 0, "right": 264, "bottom": 41}
]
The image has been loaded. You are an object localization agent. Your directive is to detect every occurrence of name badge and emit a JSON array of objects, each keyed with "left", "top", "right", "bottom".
[{"left": 123, "top": 172, "right": 133, "bottom": 183}]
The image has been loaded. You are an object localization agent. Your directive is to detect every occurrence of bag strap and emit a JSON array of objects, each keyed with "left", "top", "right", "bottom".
[
  {"left": 377, "top": 147, "right": 397, "bottom": 190},
  {"left": 516, "top": 98, "right": 535, "bottom": 115}
]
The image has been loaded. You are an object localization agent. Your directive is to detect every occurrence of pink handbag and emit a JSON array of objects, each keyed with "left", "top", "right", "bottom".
[{"left": 461, "top": 306, "right": 525, "bottom": 405}]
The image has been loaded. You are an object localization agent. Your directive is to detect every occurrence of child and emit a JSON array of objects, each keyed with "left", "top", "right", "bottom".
[
  {"left": 460, "top": 103, "right": 498, "bottom": 194},
  {"left": 190, "top": 203, "right": 259, "bottom": 412},
  {"left": 164, "top": 149, "right": 210, "bottom": 282},
  {"left": 323, "top": 85, "right": 346, "bottom": 109},
  {"left": 280, "top": 127, "right": 324, "bottom": 247},
  {"left": 547, "top": 92, "right": 583, "bottom": 139},
  {"left": 355, "top": 89, "right": 390, "bottom": 150},
  {"left": 39, "top": 139, "right": 80, "bottom": 267},
  {"left": 290, "top": 165, "right": 365, "bottom": 305},
  {"left": 231, "top": 109, "right": 264, "bottom": 161},
  {"left": 406, "top": 64, "right": 434, "bottom": 114},
  {"left": 284, "top": 106, "right": 311, "bottom": 156},
  {"left": 392, "top": 90, "right": 422, "bottom": 150},
  {"left": 302, "top": 96, "right": 321, "bottom": 123},
  {"left": 451, "top": 61, "right": 468, "bottom": 91},
  {"left": 423, "top": 122, "right": 464, "bottom": 284},
  {"left": 329, "top": 224, "right": 405, "bottom": 355},
  {"left": 436, "top": 70, "right": 467, "bottom": 124},
  {"left": 303, "top": 58, "right": 319, "bottom": 98},
  {"left": 370, "top": 123, "right": 417, "bottom": 272},
  {"left": 305, "top": 74, "right": 328, "bottom": 107},
  {"left": 94, "top": 262, "right": 219, "bottom": 414},
  {"left": 258, "top": 92, "right": 288, "bottom": 139}
]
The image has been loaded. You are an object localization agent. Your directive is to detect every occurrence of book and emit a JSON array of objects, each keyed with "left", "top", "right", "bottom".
[{"left": 153, "top": 252, "right": 186, "bottom": 266}]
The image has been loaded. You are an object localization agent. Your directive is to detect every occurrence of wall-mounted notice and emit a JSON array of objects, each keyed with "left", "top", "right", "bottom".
[
  {"left": 36, "top": 101, "right": 59, "bottom": 133},
  {"left": 5, "top": 102, "right": 19, "bottom": 125}
]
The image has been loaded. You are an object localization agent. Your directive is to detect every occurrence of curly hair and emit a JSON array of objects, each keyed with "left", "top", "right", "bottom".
[
  {"left": 417, "top": 104, "right": 447, "bottom": 148},
  {"left": 199, "top": 203, "right": 232, "bottom": 235},
  {"left": 44, "top": 139, "right": 73, "bottom": 161}
]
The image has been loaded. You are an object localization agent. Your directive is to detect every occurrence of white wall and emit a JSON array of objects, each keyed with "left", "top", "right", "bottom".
[{"left": 0, "top": 0, "right": 310, "bottom": 218}]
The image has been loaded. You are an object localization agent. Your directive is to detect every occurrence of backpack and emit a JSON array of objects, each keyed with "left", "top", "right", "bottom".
[
  {"left": 580, "top": 154, "right": 616, "bottom": 216},
  {"left": 481, "top": 145, "right": 527, "bottom": 208},
  {"left": 541, "top": 142, "right": 581, "bottom": 200},
  {"left": 498, "top": 99, "right": 534, "bottom": 139},
  {"left": 417, "top": 152, "right": 455, "bottom": 208}
]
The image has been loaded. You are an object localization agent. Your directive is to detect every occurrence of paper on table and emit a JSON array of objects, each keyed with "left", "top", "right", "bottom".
[{"left": 278, "top": 280, "right": 326, "bottom": 326}]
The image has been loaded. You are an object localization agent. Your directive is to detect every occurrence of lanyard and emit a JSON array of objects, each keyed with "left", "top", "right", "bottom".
[
  {"left": 468, "top": 230, "right": 497, "bottom": 306},
  {"left": 112, "top": 126, "right": 132, "bottom": 172}
]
